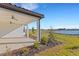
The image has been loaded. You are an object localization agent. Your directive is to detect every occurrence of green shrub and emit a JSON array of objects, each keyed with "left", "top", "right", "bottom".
[
  {"left": 33, "top": 40, "right": 39, "bottom": 49},
  {"left": 32, "top": 27, "right": 35, "bottom": 34},
  {"left": 48, "top": 28, "right": 55, "bottom": 43},
  {"left": 41, "top": 35, "right": 48, "bottom": 45},
  {"left": 19, "top": 48, "right": 29, "bottom": 56},
  {"left": 48, "top": 33, "right": 55, "bottom": 43}
]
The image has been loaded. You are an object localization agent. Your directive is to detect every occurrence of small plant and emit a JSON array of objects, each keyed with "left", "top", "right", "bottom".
[
  {"left": 5, "top": 45, "right": 12, "bottom": 56},
  {"left": 48, "top": 27, "right": 55, "bottom": 43},
  {"left": 32, "top": 27, "right": 35, "bottom": 34},
  {"left": 33, "top": 40, "right": 39, "bottom": 49},
  {"left": 19, "top": 48, "right": 29, "bottom": 56},
  {"left": 48, "top": 33, "right": 55, "bottom": 43},
  {"left": 41, "top": 35, "right": 48, "bottom": 45}
]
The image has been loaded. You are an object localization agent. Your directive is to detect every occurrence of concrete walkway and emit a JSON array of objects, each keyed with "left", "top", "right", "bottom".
[{"left": 0, "top": 37, "right": 35, "bottom": 54}]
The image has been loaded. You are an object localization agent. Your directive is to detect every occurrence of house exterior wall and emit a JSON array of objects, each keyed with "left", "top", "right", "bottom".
[
  {"left": 0, "top": 7, "right": 39, "bottom": 37},
  {"left": 2, "top": 25, "right": 25, "bottom": 38},
  {"left": 0, "top": 5, "right": 42, "bottom": 53}
]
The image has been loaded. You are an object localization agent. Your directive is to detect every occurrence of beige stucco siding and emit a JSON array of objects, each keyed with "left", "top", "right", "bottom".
[
  {"left": 2, "top": 25, "right": 25, "bottom": 38},
  {"left": 0, "top": 7, "right": 39, "bottom": 37},
  {"left": 0, "top": 22, "right": 21, "bottom": 37}
]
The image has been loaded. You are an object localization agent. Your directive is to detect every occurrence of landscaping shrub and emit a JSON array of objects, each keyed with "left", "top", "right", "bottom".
[
  {"left": 33, "top": 40, "right": 39, "bottom": 49},
  {"left": 48, "top": 28, "right": 55, "bottom": 44},
  {"left": 48, "top": 33, "right": 55, "bottom": 43},
  {"left": 32, "top": 27, "right": 35, "bottom": 34},
  {"left": 19, "top": 48, "right": 29, "bottom": 56},
  {"left": 29, "top": 32, "right": 33, "bottom": 37},
  {"left": 41, "top": 35, "right": 48, "bottom": 45},
  {"left": 29, "top": 31, "right": 36, "bottom": 39},
  {"left": 5, "top": 45, "right": 12, "bottom": 56}
]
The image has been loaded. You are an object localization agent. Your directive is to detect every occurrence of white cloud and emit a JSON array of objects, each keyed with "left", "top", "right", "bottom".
[
  {"left": 12, "top": 3, "right": 38, "bottom": 10},
  {"left": 21, "top": 3, "right": 38, "bottom": 10}
]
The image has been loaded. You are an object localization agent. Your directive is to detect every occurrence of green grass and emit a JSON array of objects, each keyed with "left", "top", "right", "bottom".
[{"left": 35, "top": 33, "right": 79, "bottom": 56}]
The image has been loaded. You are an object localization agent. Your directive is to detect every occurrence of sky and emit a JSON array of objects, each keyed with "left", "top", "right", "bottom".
[{"left": 16, "top": 3, "right": 79, "bottom": 29}]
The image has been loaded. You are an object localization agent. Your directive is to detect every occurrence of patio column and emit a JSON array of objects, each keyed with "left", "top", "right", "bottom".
[
  {"left": 26, "top": 24, "right": 29, "bottom": 38},
  {"left": 37, "top": 19, "right": 41, "bottom": 42}
]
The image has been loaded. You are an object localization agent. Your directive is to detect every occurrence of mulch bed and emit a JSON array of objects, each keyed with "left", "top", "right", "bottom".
[{"left": 1, "top": 41, "right": 62, "bottom": 56}]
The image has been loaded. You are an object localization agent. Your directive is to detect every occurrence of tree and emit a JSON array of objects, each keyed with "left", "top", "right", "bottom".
[{"left": 32, "top": 27, "right": 35, "bottom": 34}]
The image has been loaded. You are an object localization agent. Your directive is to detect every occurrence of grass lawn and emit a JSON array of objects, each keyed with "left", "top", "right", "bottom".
[{"left": 35, "top": 34, "right": 79, "bottom": 56}]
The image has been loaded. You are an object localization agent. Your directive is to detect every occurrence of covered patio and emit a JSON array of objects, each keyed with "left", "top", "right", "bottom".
[{"left": 0, "top": 3, "right": 44, "bottom": 53}]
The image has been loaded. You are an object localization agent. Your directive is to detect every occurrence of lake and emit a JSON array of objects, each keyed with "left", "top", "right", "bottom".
[{"left": 54, "top": 30, "right": 79, "bottom": 35}]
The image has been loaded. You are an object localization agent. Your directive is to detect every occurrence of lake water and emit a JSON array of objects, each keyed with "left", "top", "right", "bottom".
[{"left": 54, "top": 30, "right": 79, "bottom": 35}]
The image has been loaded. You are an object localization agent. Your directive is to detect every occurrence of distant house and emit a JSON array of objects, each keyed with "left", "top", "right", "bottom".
[{"left": 0, "top": 3, "right": 44, "bottom": 53}]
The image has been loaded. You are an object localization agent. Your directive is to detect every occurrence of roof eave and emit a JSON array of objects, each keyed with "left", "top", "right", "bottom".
[{"left": 0, "top": 3, "right": 44, "bottom": 19}]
